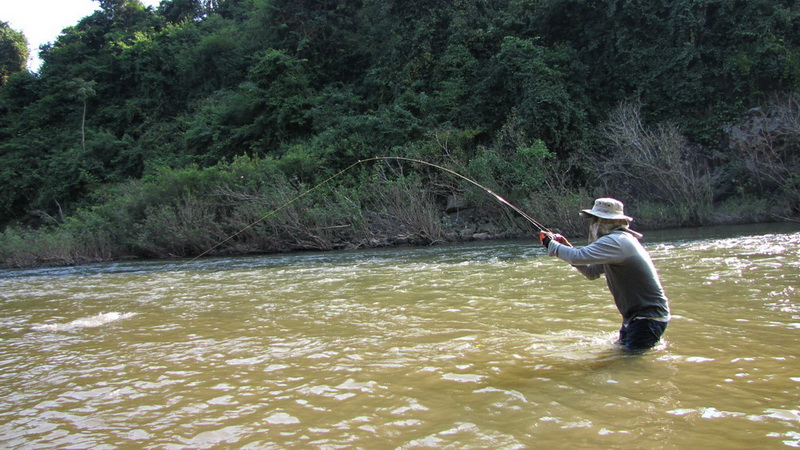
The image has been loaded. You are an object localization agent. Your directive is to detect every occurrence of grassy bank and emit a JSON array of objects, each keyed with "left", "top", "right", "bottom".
[{"left": 0, "top": 157, "right": 794, "bottom": 269}]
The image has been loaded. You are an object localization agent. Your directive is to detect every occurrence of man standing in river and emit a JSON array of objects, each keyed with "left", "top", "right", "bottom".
[{"left": 540, "top": 198, "right": 670, "bottom": 352}]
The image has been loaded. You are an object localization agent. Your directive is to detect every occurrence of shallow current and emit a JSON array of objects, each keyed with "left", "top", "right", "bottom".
[{"left": 0, "top": 223, "right": 798, "bottom": 448}]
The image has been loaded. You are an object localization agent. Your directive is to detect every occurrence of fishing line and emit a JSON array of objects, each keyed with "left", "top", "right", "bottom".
[
  {"left": 188, "top": 159, "right": 366, "bottom": 262},
  {"left": 189, "top": 156, "right": 549, "bottom": 263}
]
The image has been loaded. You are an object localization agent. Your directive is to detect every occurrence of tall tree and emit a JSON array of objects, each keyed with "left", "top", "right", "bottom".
[
  {"left": 0, "top": 22, "right": 29, "bottom": 84},
  {"left": 67, "top": 78, "right": 97, "bottom": 151}
]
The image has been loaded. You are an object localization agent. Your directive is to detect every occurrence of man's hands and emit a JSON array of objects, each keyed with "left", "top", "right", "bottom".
[
  {"left": 539, "top": 231, "right": 573, "bottom": 248},
  {"left": 539, "top": 231, "right": 553, "bottom": 248}
]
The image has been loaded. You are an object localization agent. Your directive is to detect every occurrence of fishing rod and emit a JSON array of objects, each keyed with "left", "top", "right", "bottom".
[
  {"left": 370, "top": 157, "right": 573, "bottom": 248},
  {"left": 189, "top": 156, "right": 554, "bottom": 262},
  {"left": 367, "top": 156, "right": 550, "bottom": 232}
]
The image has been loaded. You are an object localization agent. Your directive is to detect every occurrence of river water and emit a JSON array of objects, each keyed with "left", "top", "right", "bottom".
[{"left": 0, "top": 223, "right": 798, "bottom": 448}]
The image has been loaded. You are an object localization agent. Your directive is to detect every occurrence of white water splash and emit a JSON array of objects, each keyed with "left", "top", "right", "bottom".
[{"left": 32, "top": 312, "right": 137, "bottom": 332}]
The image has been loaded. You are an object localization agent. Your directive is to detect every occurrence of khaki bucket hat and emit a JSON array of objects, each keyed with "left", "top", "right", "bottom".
[{"left": 580, "top": 198, "right": 634, "bottom": 221}]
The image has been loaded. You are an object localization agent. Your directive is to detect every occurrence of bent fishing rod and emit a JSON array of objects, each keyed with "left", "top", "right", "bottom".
[
  {"left": 189, "top": 156, "right": 553, "bottom": 262},
  {"left": 368, "top": 156, "right": 550, "bottom": 232}
]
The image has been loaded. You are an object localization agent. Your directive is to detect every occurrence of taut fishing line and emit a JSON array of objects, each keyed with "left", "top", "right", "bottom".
[{"left": 189, "top": 156, "right": 549, "bottom": 263}]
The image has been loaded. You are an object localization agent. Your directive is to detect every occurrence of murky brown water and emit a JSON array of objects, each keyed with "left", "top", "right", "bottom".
[{"left": 0, "top": 223, "right": 798, "bottom": 448}]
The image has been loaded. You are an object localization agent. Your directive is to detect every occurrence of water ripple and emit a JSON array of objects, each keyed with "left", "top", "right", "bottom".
[{"left": 0, "top": 225, "right": 798, "bottom": 448}]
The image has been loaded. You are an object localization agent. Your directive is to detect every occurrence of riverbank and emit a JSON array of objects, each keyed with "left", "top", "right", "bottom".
[{"left": 1, "top": 201, "right": 796, "bottom": 270}]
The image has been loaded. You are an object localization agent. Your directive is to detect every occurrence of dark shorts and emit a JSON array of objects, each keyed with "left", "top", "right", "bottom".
[{"left": 618, "top": 319, "right": 668, "bottom": 352}]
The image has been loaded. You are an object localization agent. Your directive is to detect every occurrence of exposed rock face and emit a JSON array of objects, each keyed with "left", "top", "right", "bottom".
[{"left": 446, "top": 195, "right": 469, "bottom": 213}]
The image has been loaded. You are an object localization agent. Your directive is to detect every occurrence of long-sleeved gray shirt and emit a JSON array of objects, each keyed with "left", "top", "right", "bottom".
[{"left": 547, "top": 230, "right": 670, "bottom": 324}]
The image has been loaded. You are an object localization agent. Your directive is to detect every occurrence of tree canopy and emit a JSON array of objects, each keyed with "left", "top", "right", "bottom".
[{"left": 0, "top": 21, "right": 29, "bottom": 84}]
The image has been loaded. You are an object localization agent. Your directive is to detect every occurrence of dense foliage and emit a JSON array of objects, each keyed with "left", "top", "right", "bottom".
[
  {"left": 1, "top": 0, "right": 799, "bottom": 266},
  {"left": 0, "top": 22, "right": 29, "bottom": 85}
]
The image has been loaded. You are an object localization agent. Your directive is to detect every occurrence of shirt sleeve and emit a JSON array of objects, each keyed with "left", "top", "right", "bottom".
[
  {"left": 571, "top": 263, "right": 603, "bottom": 280},
  {"left": 546, "top": 234, "right": 628, "bottom": 279}
]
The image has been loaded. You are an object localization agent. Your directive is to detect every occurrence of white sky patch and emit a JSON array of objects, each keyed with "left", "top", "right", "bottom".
[{"left": 1, "top": 0, "right": 161, "bottom": 71}]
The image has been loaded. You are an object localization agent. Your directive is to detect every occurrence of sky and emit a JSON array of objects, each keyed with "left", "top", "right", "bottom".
[{"left": 1, "top": 0, "right": 161, "bottom": 72}]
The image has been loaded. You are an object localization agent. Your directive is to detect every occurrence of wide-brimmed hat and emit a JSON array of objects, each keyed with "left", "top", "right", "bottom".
[{"left": 580, "top": 198, "right": 634, "bottom": 221}]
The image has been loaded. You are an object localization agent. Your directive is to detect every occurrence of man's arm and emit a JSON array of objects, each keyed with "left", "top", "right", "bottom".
[
  {"left": 546, "top": 234, "right": 627, "bottom": 280},
  {"left": 547, "top": 235, "right": 625, "bottom": 265},
  {"left": 570, "top": 262, "right": 603, "bottom": 280}
]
